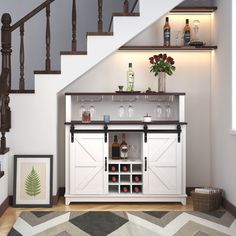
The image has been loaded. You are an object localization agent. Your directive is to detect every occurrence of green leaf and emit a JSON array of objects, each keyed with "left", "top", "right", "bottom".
[{"left": 25, "top": 167, "right": 41, "bottom": 197}]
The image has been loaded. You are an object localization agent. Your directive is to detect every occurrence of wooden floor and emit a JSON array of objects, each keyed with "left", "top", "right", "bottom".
[{"left": 0, "top": 197, "right": 193, "bottom": 236}]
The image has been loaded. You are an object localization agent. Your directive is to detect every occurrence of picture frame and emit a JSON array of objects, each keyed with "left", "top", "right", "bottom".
[{"left": 13, "top": 155, "right": 53, "bottom": 207}]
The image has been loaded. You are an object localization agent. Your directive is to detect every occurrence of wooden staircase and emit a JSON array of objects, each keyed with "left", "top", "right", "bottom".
[{"left": 0, "top": 0, "right": 139, "bottom": 153}]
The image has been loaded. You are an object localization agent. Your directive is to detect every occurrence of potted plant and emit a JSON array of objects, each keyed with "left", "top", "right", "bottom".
[{"left": 149, "top": 53, "right": 175, "bottom": 92}]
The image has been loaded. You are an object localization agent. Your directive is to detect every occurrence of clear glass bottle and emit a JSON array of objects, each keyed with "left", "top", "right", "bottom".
[
  {"left": 163, "top": 17, "right": 171, "bottom": 46},
  {"left": 126, "top": 63, "right": 134, "bottom": 91}
]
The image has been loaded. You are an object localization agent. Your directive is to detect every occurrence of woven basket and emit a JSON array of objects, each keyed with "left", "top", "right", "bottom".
[{"left": 191, "top": 190, "right": 223, "bottom": 211}]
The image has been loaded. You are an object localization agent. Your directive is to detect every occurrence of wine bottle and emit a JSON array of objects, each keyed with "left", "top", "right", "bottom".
[
  {"left": 111, "top": 165, "right": 117, "bottom": 172},
  {"left": 122, "top": 165, "right": 128, "bottom": 172},
  {"left": 111, "top": 176, "right": 117, "bottom": 182},
  {"left": 126, "top": 63, "right": 134, "bottom": 92},
  {"left": 134, "top": 176, "right": 140, "bottom": 183},
  {"left": 122, "top": 186, "right": 129, "bottom": 193},
  {"left": 134, "top": 186, "right": 140, "bottom": 193},
  {"left": 112, "top": 135, "right": 120, "bottom": 160},
  {"left": 163, "top": 17, "right": 171, "bottom": 46},
  {"left": 120, "top": 133, "right": 128, "bottom": 159},
  {"left": 184, "top": 19, "right": 191, "bottom": 46}
]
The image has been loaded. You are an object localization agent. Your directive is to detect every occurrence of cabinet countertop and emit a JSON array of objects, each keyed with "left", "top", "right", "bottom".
[{"left": 65, "top": 120, "right": 187, "bottom": 125}]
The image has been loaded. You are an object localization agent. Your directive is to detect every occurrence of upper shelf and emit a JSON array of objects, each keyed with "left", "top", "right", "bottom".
[
  {"left": 170, "top": 6, "right": 217, "bottom": 13},
  {"left": 119, "top": 46, "right": 217, "bottom": 51}
]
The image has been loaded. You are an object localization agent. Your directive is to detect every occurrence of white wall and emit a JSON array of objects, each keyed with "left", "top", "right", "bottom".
[
  {"left": 59, "top": 12, "right": 215, "bottom": 187},
  {"left": 211, "top": 0, "right": 236, "bottom": 206},
  {"left": 61, "top": 50, "right": 212, "bottom": 187}
]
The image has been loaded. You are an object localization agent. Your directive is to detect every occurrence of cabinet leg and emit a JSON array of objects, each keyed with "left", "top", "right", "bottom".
[
  {"left": 65, "top": 198, "right": 70, "bottom": 206},
  {"left": 181, "top": 198, "right": 186, "bottom": 206}
]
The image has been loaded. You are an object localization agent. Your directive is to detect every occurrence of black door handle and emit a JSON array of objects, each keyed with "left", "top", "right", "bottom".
[
  {"left": 105, "top": 157, "right": 107, "bottom": 171},
  {"left": 145, "top": 157, "right": 147, "bottom": 171}
]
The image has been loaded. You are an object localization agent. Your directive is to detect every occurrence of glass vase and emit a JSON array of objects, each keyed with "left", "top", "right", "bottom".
[{"left": 158, "top": 72, "right": 166, "bottom": 93}]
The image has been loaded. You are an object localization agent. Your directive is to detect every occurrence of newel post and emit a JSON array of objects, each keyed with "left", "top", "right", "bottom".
[
  {"left": 1, "top": 13, "right": 12, "bottom": 89},
  {"left": 0, "top": 13, "right": 12, "bottom": 153}
]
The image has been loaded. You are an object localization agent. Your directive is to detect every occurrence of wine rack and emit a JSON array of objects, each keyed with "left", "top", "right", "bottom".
[{"left": 108, "top": 161, "right": 143, "bottom": 194}]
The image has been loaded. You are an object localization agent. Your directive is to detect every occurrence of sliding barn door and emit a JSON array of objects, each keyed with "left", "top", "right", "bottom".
[
  {"left": 143, "top": 133, "right": 181, "bottom": 194},
  {"left": 70, "top": 133, "right": 108, "bottom": 194}
]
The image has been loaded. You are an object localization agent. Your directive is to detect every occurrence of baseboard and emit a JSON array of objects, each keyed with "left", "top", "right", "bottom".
[
  {"left": 52, "top": 187, "right": 65, "bottom": 205},
  {"left": 222, "top": 197, "right": 236, "bottom": 218},
  {"left": 0, "top": 196, "right": 9, "bottom": 217}
]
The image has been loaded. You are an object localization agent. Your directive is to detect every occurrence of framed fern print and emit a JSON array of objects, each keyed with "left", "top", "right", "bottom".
[{"left": 13, "top": 155, "right": 53, "bottom": 207}]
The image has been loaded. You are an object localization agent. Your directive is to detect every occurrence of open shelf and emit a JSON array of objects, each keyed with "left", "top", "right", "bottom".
[
  {"left": 108, "top": 161, "right": 143, "bottom": 194},
  {"left": 119, "top": 46, "right": 217, "bottom": 51},
  {"left": 170, "top": 6, "right": 217, "bottom": 13}
]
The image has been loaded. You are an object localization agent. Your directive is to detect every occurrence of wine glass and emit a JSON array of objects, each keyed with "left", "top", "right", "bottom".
[
  {"left": 174, "top": 30, "right": 181, "bottom": 46},
  {"left": 193, "top": 20, "right": 200, "bottom": 42},
  {"left": 119, "top": 104, "right": 125, "bottom": 118},
  {"left": 80, "top": 104, "right": 85, "bottom": 119},
  {"left": 89, "top": 104, "right": 95, "bottom": 119},
  {"left": 165, "top": 103, "right": 172, "bottom": 120},
  {"left": 128, "top": 104, "right": 134, "bottom": 118},
  {"left": 156, "top": 103, "right": 163, "bottom": 120}
]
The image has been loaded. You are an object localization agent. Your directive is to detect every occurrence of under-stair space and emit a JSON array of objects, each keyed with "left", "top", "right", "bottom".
[{"left": 0, "top": 0, "right": 183, "bottom": 202}]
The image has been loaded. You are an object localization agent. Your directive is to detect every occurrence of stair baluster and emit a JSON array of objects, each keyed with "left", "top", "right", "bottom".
[
  {"left": 123, "top": 0, "right": 129, "bottom": 14},
  {"left": 98, "top": 0, "right": 103, "bottom": 32},
  {"left": 19, "top": 24, "right": 25, "bottom": 91},
  {"left": 45, "top": 5, "right": 51, "bottom": 72},
  {"left": 72, "top": 0, "right": 77, "bottom": 51}
]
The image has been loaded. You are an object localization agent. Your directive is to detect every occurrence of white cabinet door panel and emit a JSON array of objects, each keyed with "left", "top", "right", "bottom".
[
  {"left": 144, "top": 133, "right": 181, "bottom": 194},
  {"left": 70, "top": 133, "right": 108, "bottom": 194}
]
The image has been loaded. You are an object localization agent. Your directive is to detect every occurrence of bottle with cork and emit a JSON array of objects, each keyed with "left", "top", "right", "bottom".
[
  {"left": 163, "top": 17, "right": 171, "bottom": 46},
  {"left": 183, "top": 19, "right": 191, "bottom": 46}
]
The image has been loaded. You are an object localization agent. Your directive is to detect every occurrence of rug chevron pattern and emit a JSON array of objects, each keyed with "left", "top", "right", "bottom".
[{"left": 8, "top": 211, "right": 236, "bottom": 236}]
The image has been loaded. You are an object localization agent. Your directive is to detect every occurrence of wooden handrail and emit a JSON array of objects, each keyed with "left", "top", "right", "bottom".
[
  {"left": 10, "top": 0, "right": 56, "bottom": 32},
  {"left": 131, "top": 0, "right": 138, "bottom": 13}
]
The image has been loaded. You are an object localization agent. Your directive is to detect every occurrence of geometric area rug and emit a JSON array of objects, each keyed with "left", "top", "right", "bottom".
[{"left": 8, "top": 211, "right": 236, "bottom": 236}]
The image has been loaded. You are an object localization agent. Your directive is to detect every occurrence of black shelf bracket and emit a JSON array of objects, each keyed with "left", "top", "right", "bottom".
[
  {"left": 70, "top": 125, "right": 75, "bottom": 143},
  {"left": 143, "top": 124, "right": 148, "bottom": 143},
  {"left": 104, "top": 124, "right": 108, "bottom": 143},
  {"left": 177, "top": 124, "right": 182, "bottom": 143}
]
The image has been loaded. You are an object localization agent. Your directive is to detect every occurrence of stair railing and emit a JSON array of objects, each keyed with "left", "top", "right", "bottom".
[{"left": 0, "top": 0, "right": 138, "bottom": 153}]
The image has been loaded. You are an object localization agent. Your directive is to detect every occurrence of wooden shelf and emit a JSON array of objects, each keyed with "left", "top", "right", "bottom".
[
  {"left": 119, "top": 46, "right": 217, "bottom": 51},
  {"left": 171, "top": 6, "right": 217, "bottom": 13},
  {"left": 65, "top": 121, "right": 188, "bottom": 126}
]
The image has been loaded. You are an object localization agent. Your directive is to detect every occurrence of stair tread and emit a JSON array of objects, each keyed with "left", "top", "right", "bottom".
[
  {"left": 10, "top": 89, "right": 35, "bottom": 94},
  {"left": 34, "top": 70, "right": 61, "bottom": 74},
  {"left": 87, "top": 32, "right": 113, "bottom": 36},
  {"left": 61, "top": 51, "right": 87, "bottom": 55},
  {"left": 112, "top": 12, "right": 140, "bottom": 17}
]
